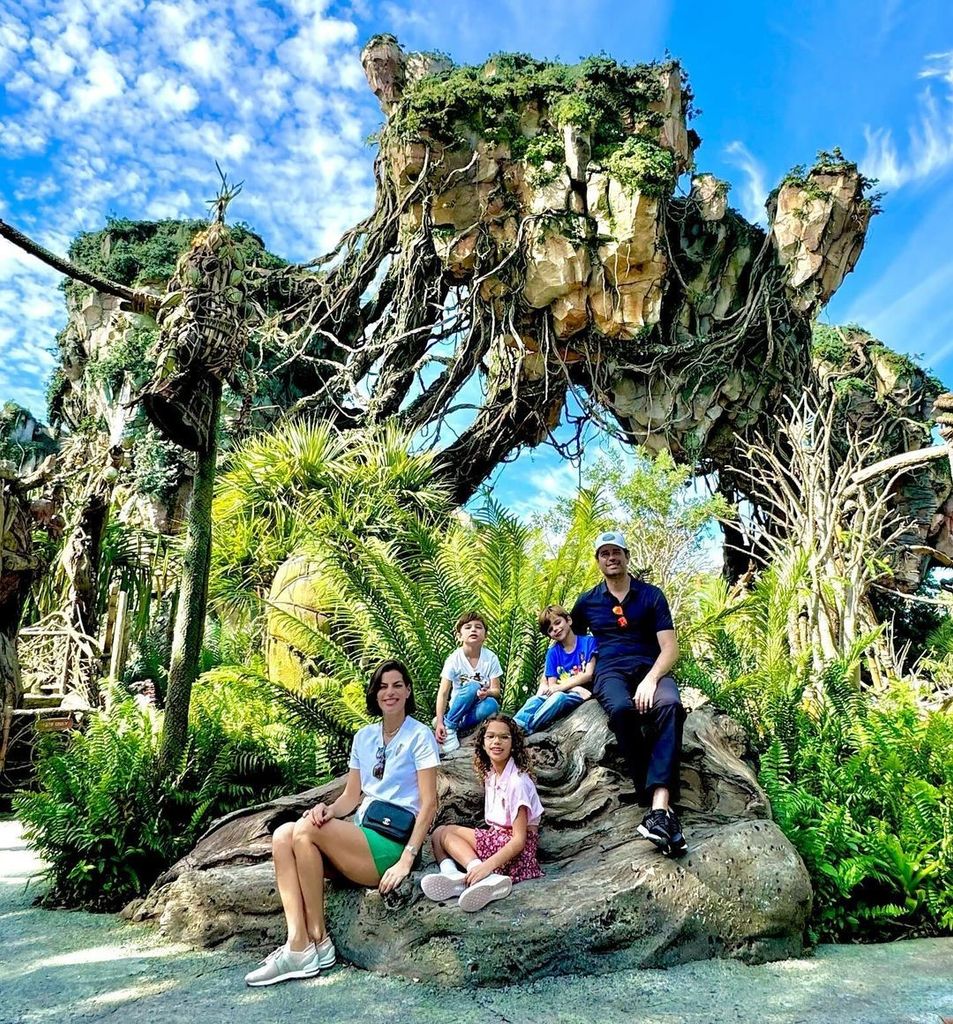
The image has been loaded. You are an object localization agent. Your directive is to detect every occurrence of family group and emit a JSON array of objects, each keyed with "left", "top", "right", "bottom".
[{"left": 245, "top": 531, "right": 687, "bottom": 986}]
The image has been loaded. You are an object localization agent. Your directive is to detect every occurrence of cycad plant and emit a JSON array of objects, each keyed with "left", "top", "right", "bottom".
[
  {"left": 256, "top": 491, "right": 605, "bottom": 769},
  {"left": 209, "top": 419, "right": 452, "bottom": 622}
]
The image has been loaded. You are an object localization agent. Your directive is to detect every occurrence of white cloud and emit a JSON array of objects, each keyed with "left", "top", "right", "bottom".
[
  {"left": 723, "top": 140, "right": 768, "bottom": 225},
  {"left": 0, "top": 0, "right": 382, "bottom": 417},
  {"left": 861, "top": 51, "right": 953, "bottom": 189},
  {"left": 178, "top": 37, "right": 229, "bottom": 79},
  {"left": 71, "top": 48, "right": 126, "bottom": 113}
]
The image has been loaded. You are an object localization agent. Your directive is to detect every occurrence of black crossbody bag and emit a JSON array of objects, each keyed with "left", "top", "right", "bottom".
[{"left": 362, "top": 800, "right": 416, "bottom": 845}]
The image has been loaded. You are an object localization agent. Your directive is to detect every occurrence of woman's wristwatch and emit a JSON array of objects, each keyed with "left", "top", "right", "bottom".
[{"left": 404, "top": 842, "right": 419, "bottom": 857}]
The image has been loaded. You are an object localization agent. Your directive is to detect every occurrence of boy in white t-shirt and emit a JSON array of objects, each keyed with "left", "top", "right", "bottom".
[{"left": 434, "top": 611, "right": 502, "bottom": 755}]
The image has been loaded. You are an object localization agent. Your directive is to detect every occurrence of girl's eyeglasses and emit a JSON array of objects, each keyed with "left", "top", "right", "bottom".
[
  {"left": 373, "top": 744, "right": 387, "bottom": 780},
  {"left": 612, "top": 604, "right": 628, "bottom": 628}
]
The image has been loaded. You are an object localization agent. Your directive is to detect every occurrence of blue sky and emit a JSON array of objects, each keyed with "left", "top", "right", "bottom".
[{"left": 1, "top": 0, "right": 952, "bottom": 517}]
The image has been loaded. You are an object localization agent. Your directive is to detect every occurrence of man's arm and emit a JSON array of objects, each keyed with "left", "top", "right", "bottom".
[{"left": 569, "top": 594, "right": 589, "bottom": 637}]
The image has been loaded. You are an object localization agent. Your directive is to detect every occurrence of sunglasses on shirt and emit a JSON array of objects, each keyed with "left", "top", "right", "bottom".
[
  {"left": 612, "top": 604, "right": 629, "bottom": 628},
  {"left": 373, "top": 744, "right": 387, "bottom": 780}
]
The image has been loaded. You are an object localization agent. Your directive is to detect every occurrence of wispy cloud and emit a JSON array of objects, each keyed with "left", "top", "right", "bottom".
[
  {"left": 0, "top": 0, "right": 382, "bottom": 417},
  {"left": 861, "top": 51, "right": 953, "bottom": 189},
  {"left": 722, "top": 141, "right": 768, "bottom": 225}
]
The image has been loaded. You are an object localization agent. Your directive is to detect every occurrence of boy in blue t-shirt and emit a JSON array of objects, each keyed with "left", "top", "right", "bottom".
[{"left": 513, "top": 605, "right": 597, "bottom": 735}]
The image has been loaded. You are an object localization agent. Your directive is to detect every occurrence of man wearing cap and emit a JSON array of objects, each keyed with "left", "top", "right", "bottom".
[{"left": 569, "top": 531, "right": 687, "bottom": 857}]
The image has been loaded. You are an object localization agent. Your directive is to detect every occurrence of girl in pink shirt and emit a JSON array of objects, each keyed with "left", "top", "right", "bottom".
[{"left": 421, "top": 713, "right": 543, "bottom": 911}]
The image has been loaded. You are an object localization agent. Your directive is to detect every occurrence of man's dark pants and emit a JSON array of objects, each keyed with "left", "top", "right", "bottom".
[{"left": 593, "top": 659, "right": 685, "bottom": 803}]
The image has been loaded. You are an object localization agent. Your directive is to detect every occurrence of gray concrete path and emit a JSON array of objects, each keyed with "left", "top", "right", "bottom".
[{"left": 1, "top": 819, "right": 950, "bottom": 1024}]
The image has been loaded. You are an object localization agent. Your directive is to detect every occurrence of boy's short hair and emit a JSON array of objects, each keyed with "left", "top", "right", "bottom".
[
  {"left": 538, "top": 605, "right": 570, "bottom": 636},
  {"left": 455, "top": 610, "right": 487, "bottom": 633}
]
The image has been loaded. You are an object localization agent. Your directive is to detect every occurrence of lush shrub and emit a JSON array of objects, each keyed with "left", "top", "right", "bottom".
[
  {"left": 15, "top": 677, "right": 332, "bottom": 911},
  {"left": 683, "top": 559, "right": 953, "bottom": 941},
  {"left": 760, "top": 679, "right": 953, "bottom": 941}
]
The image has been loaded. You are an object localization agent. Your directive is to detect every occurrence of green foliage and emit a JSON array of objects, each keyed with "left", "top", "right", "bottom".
[
  {"left": 66, "top": 217, "right": 285, "bottom": 293},
  {"left": 760, "top": 684, "right": 953, "bottom": 941},
  {"left": 15, "top": 682, "right": 332, "bottom": 910},
  {"left": 85, "top": 322, "right": 157, "bottom": 394},
  {"left": 45, "top": 368, "right": 69, "bottom": 422},
  {"left": 209, "top": 419, "right": 452, "bottom": 622},
  {"left": 687, "top": 555, "right": 953, "bottom": 940},
  {"left": 869, "top": 343, "right": 944, "bottom": 394},
  {"left": 389, "top": 51, "right": 676, "bottom": 158},
  {"left": 603, "top": 136, "right": 676, "bottom": 198},
  {"left": 130, "top": 427, "right": 189, "bottom": 504},
  {"left": 811, "top": 324, "right": 850, "bottom": 367},
  {"left": 524, "top": 132, "right": 565, "bottom": 169},
  {"left": 871, "top": 580, "right": 949, "bottom": 672},
  {"left": 773, "top": 149, "right": 883, "bottom": 216}
]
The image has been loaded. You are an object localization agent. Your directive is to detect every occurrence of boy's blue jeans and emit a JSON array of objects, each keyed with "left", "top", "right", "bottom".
[
  {"left": 513, "top": 690, "right": 585, "bottom": 734},
  {"left": 445, "top": 682, "right": 500, "bottom": 733}
]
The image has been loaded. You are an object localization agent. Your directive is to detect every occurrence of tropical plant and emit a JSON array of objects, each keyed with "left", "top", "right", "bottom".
[
  {"left": 15, "top": 677, "right": 333, "bottom": 910},
  {"left": 542, "top": 445, "right": 731, "bottom": 621},
  {"left": 684, "top": 552, "right": 953, "bottom": 941},
  {"left": 209, "top": 418, "right": 452, "bottom": 622}
]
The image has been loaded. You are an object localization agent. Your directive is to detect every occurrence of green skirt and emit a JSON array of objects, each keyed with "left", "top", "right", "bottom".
[{"left": 358, "top": 826, "right": 405, "bottom": 876}]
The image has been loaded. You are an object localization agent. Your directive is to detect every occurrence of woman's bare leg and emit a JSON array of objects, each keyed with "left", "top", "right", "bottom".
[
  {"left": 432, "top": 823, "right": 478, "bottom": 866},
  {"left": 292, "top": 818, "right": 381, "bottom": 944},
  {"left": 272, "top": 821, "right": 310, "bottom": 951}
]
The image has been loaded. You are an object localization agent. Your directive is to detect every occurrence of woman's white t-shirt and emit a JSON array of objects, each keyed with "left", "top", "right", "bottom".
[
  {"left": 349, "top": 716, "right": 440, "bottom": 825},
  {"left": 441, "top": 647, "right": 503, "bottom": 703}
]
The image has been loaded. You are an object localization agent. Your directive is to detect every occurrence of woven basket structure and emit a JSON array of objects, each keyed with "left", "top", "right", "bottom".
[{"left": 141, "top": 221, "right": 246, "bottom": 451}]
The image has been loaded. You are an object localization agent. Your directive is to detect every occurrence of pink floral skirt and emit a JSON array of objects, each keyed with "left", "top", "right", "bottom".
[{"left": 475, "top": 824, "right": 543, "bottom": 882}]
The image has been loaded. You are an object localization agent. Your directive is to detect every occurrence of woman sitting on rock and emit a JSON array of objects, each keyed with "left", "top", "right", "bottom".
[{"left": 245, "top": 659, "right": 440, "bottom": 986}]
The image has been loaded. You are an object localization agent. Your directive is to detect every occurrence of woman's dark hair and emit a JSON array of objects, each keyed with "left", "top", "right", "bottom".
[
  {"left": 365, "top": 659, "right": 416, "bottom": 717},
  {"left": 472, "top": 713, "right": 533, "bottom": 781}
]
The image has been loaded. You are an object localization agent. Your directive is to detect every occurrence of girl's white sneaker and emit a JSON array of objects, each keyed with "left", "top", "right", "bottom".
[
  {"left": 458, "top": 873, "right": 512, "bottom": 912},
  {"left": 421, "top": 870, "right": 467, "bottom": 901}
]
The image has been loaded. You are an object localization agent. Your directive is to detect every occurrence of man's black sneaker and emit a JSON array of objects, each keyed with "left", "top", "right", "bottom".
[
  {"left": 663, "top": 808, "right": 688, "bottom": 858},
  {"left": 637, "top": 808, "right": 672, "bottom": 851}
]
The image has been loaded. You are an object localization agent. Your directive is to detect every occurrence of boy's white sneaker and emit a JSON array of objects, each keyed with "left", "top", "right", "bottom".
[
  {"left": 439, "top": 728, "right": 460, "bottom": 754},
  {"left": 421, "top": 870, "right": 467, "bottom": 902},
  {"left": 458, "top": 873, "right": 512, "bottom": 912}
]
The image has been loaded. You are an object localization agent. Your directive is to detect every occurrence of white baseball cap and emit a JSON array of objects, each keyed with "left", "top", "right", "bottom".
[{"left": 594, "top": 530, "right": 629, "bottom": 555}]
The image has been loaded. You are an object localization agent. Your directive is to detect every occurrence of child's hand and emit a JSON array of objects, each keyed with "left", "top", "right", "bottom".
[
  {"left": 476, "top": 686, "right": 490, "bottom": 700},
  {"left": 435, "top": 722, "right": 447, "bottom": 743},
  {"left": 465, "top": 861, "right": 494, "bottom": 886}
]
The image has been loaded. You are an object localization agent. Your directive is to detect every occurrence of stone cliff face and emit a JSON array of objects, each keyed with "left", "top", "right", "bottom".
[{"left": 362, "top": 36, "right": 875, "bottom": 473}]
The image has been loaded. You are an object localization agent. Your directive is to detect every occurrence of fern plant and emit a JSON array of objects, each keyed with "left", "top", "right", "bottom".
[{"left": 15, "top": 677, "right": 335, "bottom": 910}]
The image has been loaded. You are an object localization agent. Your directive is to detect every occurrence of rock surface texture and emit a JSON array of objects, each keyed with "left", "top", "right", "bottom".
[{"left": 135, "top": 698, "right": 812, "bottom": 986}]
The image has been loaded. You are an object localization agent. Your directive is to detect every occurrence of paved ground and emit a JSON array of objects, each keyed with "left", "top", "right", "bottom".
[{"left": 1, "top": 819, "right": 950, "bottom": 1024}]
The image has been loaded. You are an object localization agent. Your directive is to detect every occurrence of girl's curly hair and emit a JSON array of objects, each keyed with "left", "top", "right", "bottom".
[{"left": 472, "top": 713, "right": 534, "bottom": 781}]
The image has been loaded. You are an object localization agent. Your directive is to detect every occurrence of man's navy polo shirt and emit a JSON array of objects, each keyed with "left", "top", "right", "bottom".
[{"left": 569, "top": 578, "right": 674, "bottom": 668}]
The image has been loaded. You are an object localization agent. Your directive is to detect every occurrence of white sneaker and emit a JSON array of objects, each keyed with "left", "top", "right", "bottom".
[
  {"left": 440, "top": 728, "right": 460, "bottom": 754},
  {"left": 458, "top": 873, "right": 512, "bottom": 912},
  {"left": 244, "top": 938, "right": 335, "bottom": 986},
  {"left": 421, "top": 870, "right": 467, "bottom": 902}
]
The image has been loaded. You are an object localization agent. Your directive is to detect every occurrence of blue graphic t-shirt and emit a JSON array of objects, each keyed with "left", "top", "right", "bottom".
[{"left": 544, "top": 634, "right": 598, "bottom": 681}]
